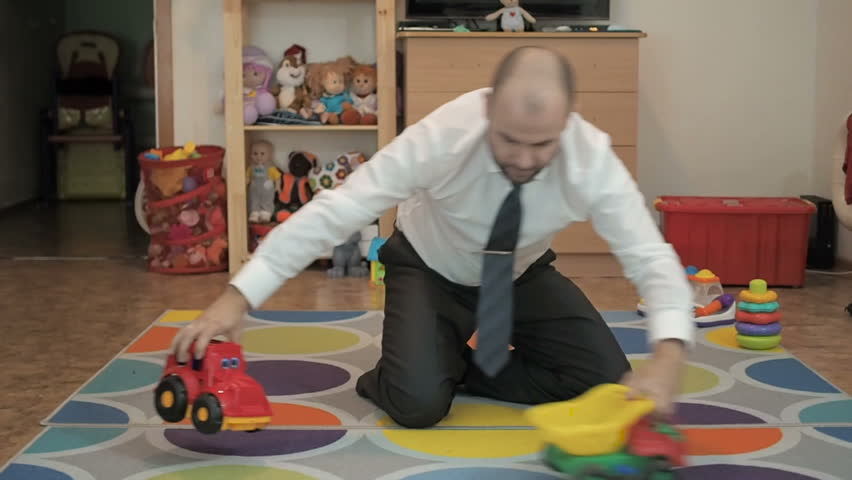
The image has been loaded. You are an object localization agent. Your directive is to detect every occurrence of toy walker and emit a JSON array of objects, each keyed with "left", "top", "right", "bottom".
[
  {"left": 525, "top": 383, "right": 686, "bottom": 479},
  {"left": 638, "top": 266, "right": 735, "bottom": 327},
  {"left": 155, "top": 340, "right": 272, "bottom": 434}
]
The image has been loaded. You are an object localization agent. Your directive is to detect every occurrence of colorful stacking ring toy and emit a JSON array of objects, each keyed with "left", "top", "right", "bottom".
[
  {"left": 736, "top": 334, "right": 781, "bottom": 350},
  {"left": 735, "top": 310, "right": 782, "bottom": 324},
  {"left": 736, "top": 321, "right": 782, "bottom": 336},
  {"left": 737, "top": 300, "right": 780, "bottom": 313}
]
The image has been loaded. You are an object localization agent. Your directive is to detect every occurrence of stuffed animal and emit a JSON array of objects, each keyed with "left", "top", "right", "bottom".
[
  {"left": 328, "top": 231, "right": 369, "bottom": 278},
  {"left": 242, "top": 46, "right": 277, "bottom": 124},
  {"left": 274, "top": 150, "right": 316, "bottom": 222},
  {"left": 302, "top": 56, "right": 359, "bottom": 124},
  {"left": 485, "top": 0, "right": 536, "bottom": 32},
  {"left": 276, "top": 44, "right": 311, "bottom": 114},
  {"left": 343, "top": 63, "right": 378, "bottom": 125},
  {"left": 246, "top": 140, "right": 281, "bottom": 223}
]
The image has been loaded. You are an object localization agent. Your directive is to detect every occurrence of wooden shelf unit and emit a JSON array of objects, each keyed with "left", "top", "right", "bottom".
[
  {"left": 395, "top": 31, "right": 647, "bottom": 252},
  {"left": 222, "top": 0, "right": 397, "bottom": 274}
]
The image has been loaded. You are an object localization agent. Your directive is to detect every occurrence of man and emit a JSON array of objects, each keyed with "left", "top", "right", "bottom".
[{"left": 170, "top": 46, "right": 694, "bottom": 428}]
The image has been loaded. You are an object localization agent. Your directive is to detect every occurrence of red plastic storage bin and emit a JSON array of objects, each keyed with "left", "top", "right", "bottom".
[
  {"left": 138, "top": 145, "right": 228, "bottom": 274},
  {"left": 654, "top": 196, "right": 816, "bottom": 287}
]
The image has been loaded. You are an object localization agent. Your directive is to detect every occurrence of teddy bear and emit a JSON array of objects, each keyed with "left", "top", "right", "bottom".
[
  {"left": 242, "top": 46, "right": 277, "bottom": 124},
  {"left": 274, "top": 150, "right": 316, "bottom": 223},
  {"left": 275, "top": 44, "right": 311, "bottom": 114},
  {"left": 301, "top": 56, "right": 360, "bottom": 125},
  {"left": 485, "top": 0, "right": 536, "bottom": 32},
  {"left": 246, "top": 140, "right": 281, "bottom": 223},
  {"left": 342, "top": 63, "right": 378, "bottom": 125}
]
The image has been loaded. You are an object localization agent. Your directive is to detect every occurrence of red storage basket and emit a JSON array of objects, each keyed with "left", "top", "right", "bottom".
[
  {"left": 138, "top": 145, "right": 228, "bottom": 274},
  {"left": 654, "top": 196, "right": 816, "bottom": 287}
]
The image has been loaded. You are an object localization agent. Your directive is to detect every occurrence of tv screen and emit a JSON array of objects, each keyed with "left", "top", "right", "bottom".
[{"left": 406, "top": 0, "right": 610, "bottom": 20}]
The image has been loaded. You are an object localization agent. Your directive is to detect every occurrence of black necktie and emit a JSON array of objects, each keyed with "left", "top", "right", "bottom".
[{"left": 474, "top": 183, "right": 522, "bottom": 377}]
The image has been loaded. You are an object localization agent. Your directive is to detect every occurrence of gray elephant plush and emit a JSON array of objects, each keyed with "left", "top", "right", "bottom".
[{"left": 328, "top": 231, "right": 369, "bottom": 278}]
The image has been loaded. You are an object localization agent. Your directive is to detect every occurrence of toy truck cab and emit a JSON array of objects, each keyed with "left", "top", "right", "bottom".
[{"left": 155, "top": 340, "right": 272, "bottom": 434}]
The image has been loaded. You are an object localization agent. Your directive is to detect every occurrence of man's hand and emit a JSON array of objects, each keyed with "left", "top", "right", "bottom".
[
  {"left": 619, "top": 339, "right": 686, "bottom": 420},
  {"left": 169, "top": 285, "right": 251, "bottom": 364}
]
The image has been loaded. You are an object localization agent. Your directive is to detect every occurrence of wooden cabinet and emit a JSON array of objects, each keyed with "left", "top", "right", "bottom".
[{"left": 395, "top": 31, "right": 646, "bottom": 253}]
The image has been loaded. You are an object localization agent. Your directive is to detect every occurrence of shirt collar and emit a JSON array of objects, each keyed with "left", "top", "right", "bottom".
[{"left": 485, "top": 150, "right": 552, "bottom": 182}]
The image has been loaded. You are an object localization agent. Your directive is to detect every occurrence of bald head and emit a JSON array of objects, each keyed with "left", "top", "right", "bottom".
[{"left": 490, "top": 46, "right": 576, "bottom": 114}]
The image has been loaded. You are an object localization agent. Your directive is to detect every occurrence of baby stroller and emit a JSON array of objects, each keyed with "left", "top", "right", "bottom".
[{"left": 40, "top": 30, "right": 136, "bottom": 201}]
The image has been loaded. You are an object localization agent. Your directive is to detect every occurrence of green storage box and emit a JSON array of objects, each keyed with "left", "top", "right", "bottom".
[{"left": 56, "top": 143, "right": 126, "bottom": 199}]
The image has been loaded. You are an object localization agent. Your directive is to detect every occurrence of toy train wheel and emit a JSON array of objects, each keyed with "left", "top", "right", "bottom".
[
  {"left": 192, "top": 393, "right": 223, "bottom": 434},
  {"left": 154, "top": 375, "right": 188, "bottom": 423}
]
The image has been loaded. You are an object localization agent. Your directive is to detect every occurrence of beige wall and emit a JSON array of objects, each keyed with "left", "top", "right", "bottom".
[
  {"left": 0, "top": 1, "right": 64, "bottom": 209},
  {"left": 814, "top": 0, "right": 852, "bottom": 262},
  {"left": 167, "top": 0, "right": 852, "bottom": 262}
]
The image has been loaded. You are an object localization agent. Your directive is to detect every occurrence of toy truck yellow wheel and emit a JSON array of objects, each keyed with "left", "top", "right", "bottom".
[
  {"left": 192, "top": 393, "right": 224, "bottom": 434},
  {"left": 155, "top": 375, "right": 188, "bottom": 423}
]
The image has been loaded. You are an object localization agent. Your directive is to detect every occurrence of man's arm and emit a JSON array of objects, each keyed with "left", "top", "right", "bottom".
[
  {"left": 230, "top": 120, "right": 441, "bottom": 308},
  {"left": 584, "top": 136, "right": 693, "bottom": 417},
  {"left": 586, "top": 139, "right": 694, "bottom": 349}
]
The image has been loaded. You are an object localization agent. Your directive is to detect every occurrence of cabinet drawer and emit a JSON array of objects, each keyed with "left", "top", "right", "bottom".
[
  {"left": 405, "top": 91, "right": 637, "bottom": 146},
  {"left": 403, "top": 37, "right": 639, "bottom": 93}
]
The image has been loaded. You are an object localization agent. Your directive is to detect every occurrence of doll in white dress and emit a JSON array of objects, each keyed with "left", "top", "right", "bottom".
[{"left": 486, "top": 0, "right": 536, "bottom": 32}]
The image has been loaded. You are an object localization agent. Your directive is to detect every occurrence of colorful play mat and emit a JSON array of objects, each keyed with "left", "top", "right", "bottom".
[{"left": 2, "top": 309, "right": 851, "bottom": 479}]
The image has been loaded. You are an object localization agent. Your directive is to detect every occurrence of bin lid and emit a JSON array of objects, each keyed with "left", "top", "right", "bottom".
[{"left": 654, "top": 196, "right": 816, "bottom": 214}]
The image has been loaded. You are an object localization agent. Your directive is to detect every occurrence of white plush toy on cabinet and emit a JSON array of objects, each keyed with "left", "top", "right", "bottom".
[{"left": 486, "top": 0, "right": 536, "bottom": 32}]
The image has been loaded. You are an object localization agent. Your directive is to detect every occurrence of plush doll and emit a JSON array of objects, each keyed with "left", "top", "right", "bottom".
[
  {"left": 486, "top": 0, "right": 536, "bottom": 32},
  {"left": 242, "top": 46, "right": 277, "bottom": 124},
  {"left": 342, "top": 64, "right": 378, "bottom": 125},
  {"left": 276, "top": 44, "right": 311, "bottom": 113},
  {"left": 246, "top": 140, "right": 281, "bottom": 223},
  {"left": 274, "top": 150, "right": 316, "bottom": 222},
  {"left": 302, "top": 56, "right": 359, "bottom": 124}
]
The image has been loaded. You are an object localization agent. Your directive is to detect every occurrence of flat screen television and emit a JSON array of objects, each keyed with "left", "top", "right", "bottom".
[{"left": 406, "top": 0, "right": 610, "bottom": 20}]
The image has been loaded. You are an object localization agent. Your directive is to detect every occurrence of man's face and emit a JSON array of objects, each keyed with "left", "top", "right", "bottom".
[{"left": 485, "top": 91, "right": 569, "bottom": 184}]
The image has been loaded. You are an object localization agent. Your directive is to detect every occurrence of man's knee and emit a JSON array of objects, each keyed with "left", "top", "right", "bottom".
[
  {"left": 359, "top": 372, "right": 454, "bottom": 428},
  {"left": 387, "top": 393, "right": 452, "bottom": 428}
]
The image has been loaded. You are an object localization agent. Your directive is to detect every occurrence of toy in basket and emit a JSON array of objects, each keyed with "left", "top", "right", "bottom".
[
  {"left": 638, "top": 265, "right": 735, "bottom": 328},
  {"left": 524, "top": 383, "right": 686, "bottom": 479},
  {"left": 155, "top": 340, "right": 272, "bottom": 434},
  {"left": 138, "top": 143, "right": 229, "bottom": 273}
]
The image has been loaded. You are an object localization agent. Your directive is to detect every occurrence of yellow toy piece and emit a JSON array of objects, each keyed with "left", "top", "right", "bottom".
[
  {"left": 164, "top": 141, "right": 198, "bottom": 161},
  {"left": 738, "top": 278, "right": 777, "bottom": 303},
  {"left": 524, "top": 383, "right": 655, "bottom": 456}
]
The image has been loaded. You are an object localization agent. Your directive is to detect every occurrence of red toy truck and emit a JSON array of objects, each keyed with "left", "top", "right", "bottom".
[{"left": 154, "top": 340, "right": 272, "bottom": 434}]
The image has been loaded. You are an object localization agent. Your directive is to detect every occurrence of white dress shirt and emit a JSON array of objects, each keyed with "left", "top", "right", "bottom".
[{"left": 231, "top": 88, "right": 695, "bottom": 346}]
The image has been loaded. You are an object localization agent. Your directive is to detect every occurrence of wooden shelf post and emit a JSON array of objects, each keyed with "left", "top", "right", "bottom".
[{"left": 223, "top": 0, "right": 248, "bottom": 275}]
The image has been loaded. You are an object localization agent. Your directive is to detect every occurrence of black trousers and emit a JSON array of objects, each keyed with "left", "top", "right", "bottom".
[{"left": 356, "top": 230, "right": 631, "bottom": 428}]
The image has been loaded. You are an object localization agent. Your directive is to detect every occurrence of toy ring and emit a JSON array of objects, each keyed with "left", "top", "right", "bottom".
[
  {"left": 737, "top": 334, "right": 781, "bottom": 350},
  {"left": 735, "top": 310, "right": 782, "bottom": 324},
  {"left": 737, "top": 300, "right": 779, "bottom": 313},
  {"left": 736, "top": 321, "right": 781, "bottom": 336},
  {"left": 738, "top": 289, "right": 778, "bottom": 303}
]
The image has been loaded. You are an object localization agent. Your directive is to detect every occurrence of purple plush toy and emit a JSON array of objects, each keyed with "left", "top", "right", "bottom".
[{"left": 242, "top": 46, "right": 277, "bottom": 124}]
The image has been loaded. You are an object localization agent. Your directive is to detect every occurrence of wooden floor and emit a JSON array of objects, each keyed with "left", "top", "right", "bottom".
[{"left": 1, "top": 202, "right": 851, "bottom": 466}]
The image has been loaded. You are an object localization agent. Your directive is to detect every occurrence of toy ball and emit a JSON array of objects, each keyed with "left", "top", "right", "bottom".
[
  {"left": 685, "top": 265, "right": 699, "bottom": 275},
  {"left": 309, "top": 161, "right": 347, "bottom": 192},
  {"left": 182, "top": 176, "right": 198, "bottom": 192},
  {"left": 144, "top": 152, "right": 161, "bottom": 160}
]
